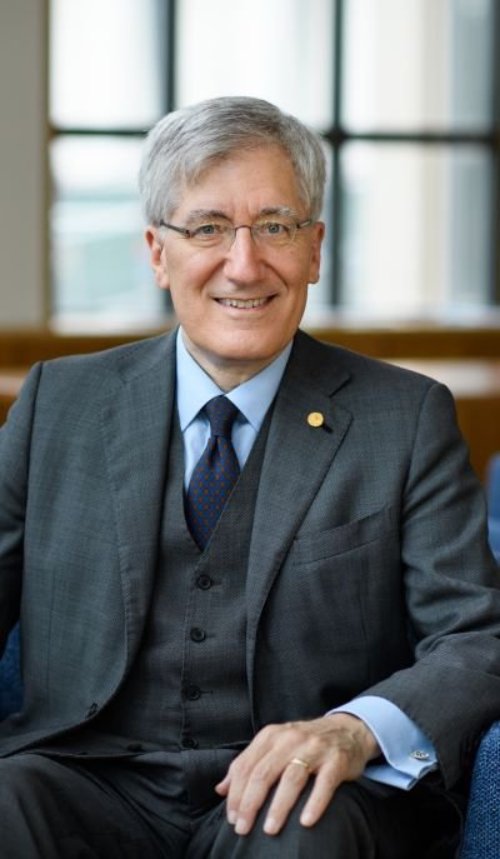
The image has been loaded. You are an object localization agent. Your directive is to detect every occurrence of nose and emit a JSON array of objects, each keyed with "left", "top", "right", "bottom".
[{"left": 223, "top": 225, "right": 264, "bottom": 284}]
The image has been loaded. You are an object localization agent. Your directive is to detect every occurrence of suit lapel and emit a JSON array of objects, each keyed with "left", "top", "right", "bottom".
[
  {"left": 99, "top": 333, "right": 176, "bottom": 657},
  {"left": 245, "top": 331, "right": 353, "bottom": 703}
]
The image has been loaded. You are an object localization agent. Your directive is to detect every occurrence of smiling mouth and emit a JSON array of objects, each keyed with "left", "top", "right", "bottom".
[{"left": 216, "top": 297, "right": 273, "bottom": 309}]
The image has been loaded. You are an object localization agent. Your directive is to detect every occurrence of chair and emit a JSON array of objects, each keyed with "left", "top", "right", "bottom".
[
  {"left": 459, "top": 721, "right": 500, "bottom": 858},
  {"left": 486, "top": 454, "right": 500, "bottom": 519},
  {"left": 0, "top": 630, "right": 499, "bottom": 855},
  {"left": 0, "top": 624, "right": 23, "bottom": 720},
  {"left": 486, "top": 453, "right": 500, "bottom": 561},
  {"left": 456, "top": 453, "right": 500, "bottom": 854}
]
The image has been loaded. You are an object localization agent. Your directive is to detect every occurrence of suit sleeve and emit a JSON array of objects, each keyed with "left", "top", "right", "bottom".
[
  {"left": 361, "top": 380, "right": 500, "bottom": 789},
  {"left": 0, "top": 363, "right": 42, "bottom": 653}
]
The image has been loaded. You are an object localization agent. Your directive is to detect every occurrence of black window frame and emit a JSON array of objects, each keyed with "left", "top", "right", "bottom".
[{"left": 48, "top": 0, "right": 500, "bottom": 315}]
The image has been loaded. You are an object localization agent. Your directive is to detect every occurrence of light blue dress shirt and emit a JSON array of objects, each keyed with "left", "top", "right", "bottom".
[
  {"left": 176, "top": 329, "right": 292, "bottom": 487},
  {"left": 175, "top": 328, "right": 437, "bottom": 789}
]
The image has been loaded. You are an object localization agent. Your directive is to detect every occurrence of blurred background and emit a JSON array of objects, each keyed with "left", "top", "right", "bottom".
[{"left": 1, "top": 0, "right": 499, "bottom": 330}]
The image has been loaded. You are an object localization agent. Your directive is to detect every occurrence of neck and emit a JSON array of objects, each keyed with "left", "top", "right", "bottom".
[{"left": 181, "top": 334, "right": 280, "bottom": 391}]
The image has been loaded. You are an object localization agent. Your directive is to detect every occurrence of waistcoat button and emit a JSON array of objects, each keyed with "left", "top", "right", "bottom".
[
  {"left": 184, "top": 684, "right": 202, "bottom": 701},
  {"left": 196, "top": 574, "right": 213, "bottom": 590},
  {"left": 190, "top": 627, "right": 206, "bottom": 642}
]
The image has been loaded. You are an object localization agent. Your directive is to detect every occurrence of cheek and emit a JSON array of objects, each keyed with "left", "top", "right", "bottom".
[
  {"left": 285, "top": 249, "right": 317, "bottom": 285},
  {"left": 300, "top": 237, "right": 323, "bottom": 284},
  {"left": 169, "top": 256, "right": 219, "bottom": 296},
  {"left": 168, "top": 280, "right": 214, "bottom": 325},
  {"left": 286, "top": 269, "right": 310, "bottom": 309}
]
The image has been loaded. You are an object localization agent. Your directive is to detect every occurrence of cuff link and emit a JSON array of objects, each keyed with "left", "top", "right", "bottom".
[{"left": 410, "top": 749, "right": 430, "bottom": 761}]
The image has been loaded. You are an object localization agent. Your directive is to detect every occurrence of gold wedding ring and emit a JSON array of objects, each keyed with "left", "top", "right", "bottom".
[{"left": 289, "top": 756, "right": 311, "bottom": 771}]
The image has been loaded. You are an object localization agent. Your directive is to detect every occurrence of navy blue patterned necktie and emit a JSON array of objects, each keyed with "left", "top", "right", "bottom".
[{"left": 185, "top": 396, "right": 241, "bottom": 549}]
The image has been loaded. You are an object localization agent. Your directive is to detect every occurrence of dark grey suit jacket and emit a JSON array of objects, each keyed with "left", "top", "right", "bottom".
[{"left": 1, "top": 329, "right": 499, "bottom": 789}]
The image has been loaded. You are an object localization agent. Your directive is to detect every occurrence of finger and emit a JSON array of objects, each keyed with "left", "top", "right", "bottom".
[
  {"left": 221, "top": 727, "right": 284, "bottom": 823},
  {"left": 299, "top": 765, "right": 340, "bottom": 828},
  {"left": 262, "top": 759, "right": 312, "bottom": 835},
  {"left": 222, "top": 753, "right": 261, "bottom": 821},
  {"left": 214, "top": 773, "right": 230, "bottom": 796},
  {"left": 231, "top": 752, "right": 284, "bottom": 835}
]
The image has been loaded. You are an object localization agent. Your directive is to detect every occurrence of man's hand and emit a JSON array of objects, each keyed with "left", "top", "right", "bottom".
[{"left": 215, "top": 713, "right": 380, "bottom": 836}]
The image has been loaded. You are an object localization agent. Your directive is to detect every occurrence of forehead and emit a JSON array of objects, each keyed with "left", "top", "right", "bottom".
[{"left": 175, "top": 145, "right": 305, "bottom": 215}]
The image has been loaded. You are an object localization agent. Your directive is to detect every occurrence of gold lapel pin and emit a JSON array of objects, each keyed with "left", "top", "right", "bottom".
[{"left": 307, "top": 411, "right": 325, "bottom": 428}]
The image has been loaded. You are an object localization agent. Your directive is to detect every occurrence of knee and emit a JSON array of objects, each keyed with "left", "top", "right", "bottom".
[
  {"left": 311, "top": 782, "right": 376, "bottom": 854},
  {"left": 211, "top": 781, "right": 376, "bottom": 858},
  {"left": 0, "top": 754, "right": 52, "bottom": 805}
]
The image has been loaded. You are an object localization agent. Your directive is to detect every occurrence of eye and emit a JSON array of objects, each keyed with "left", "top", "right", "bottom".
[
  {"left": 191, "top": 222, "right": 226, "bottom": 239},
  {"left": 259, "top": 221, "right": 291, "bottom": 238}
]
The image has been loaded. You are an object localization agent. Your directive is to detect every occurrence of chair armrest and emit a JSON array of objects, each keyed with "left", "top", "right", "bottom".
[
  {"left": 487, "top": 517, "right": 500, "bottom": 563},
  {"left": 460, "top": 720, "right": 500, "bottom": 858},
  {"left": 0, "top": 624, "right": 23, "bottom": 720}
]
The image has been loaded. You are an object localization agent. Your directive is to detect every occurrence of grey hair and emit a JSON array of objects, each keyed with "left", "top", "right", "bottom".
[{"left": 138, "top": 96, "right": 326, "bottom": 224}]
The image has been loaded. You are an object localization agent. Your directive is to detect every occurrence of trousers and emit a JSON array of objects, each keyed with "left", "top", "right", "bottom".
[{"left": 0, "top": 750, "right": 462, "bottom": 858}]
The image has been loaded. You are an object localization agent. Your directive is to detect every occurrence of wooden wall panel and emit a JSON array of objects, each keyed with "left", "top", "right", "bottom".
[
  {"left": 0, "top": 322, "right": 500, "bottom": 366},
  {"left": 2, "top": 327, "right": 500, "bottom": 482}
]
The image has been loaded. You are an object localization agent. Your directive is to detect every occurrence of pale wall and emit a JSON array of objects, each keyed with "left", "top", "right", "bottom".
[{"left": 0, "top": 1, "right": 46, "bottom": 327}]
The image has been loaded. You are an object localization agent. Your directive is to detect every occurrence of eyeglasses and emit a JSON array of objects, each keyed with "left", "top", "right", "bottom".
[{"left": 158, "top": 217, "right": 314, "bottom": 250}]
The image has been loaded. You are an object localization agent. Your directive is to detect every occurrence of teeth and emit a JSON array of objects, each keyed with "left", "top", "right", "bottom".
[{"left": 219, "top": 297, "right": 269, "bottom": 309}]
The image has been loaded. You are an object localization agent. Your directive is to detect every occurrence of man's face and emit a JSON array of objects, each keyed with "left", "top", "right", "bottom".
[{"left": 146, "top": 145, "right": 324, "bottom": 387}]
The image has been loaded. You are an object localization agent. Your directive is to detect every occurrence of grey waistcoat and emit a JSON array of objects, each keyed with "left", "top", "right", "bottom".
[{"left": 98, "top": 411, "right": 270, "bottom": 752}]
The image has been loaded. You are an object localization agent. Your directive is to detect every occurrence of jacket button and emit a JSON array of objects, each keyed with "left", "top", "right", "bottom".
[
  {"left": 184, "top": 684, "right": 202, "bottom": 701},
  {"left": 85, "top": 703, "right": 98, "bottom": 719},
  {"left": 196, "top": 574, "right": 213, "bottom": 590},
  {"left": 190, "top": 627, "right": 206, "bottom": 642},
  {"left": 182, "top": 735, "right": 199, "bottom": 749}
]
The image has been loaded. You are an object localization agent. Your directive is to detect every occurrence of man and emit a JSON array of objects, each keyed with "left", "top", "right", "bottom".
[{"left": 0, "top": 96, "right": 499, "bottom": 858}]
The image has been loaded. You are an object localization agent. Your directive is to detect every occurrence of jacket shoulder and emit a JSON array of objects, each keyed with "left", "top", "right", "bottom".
[
  {"left": 39, "top": 332, "right": 174, "bottom": 383},
  {"left": 296, "top": 329, "right": 440, "bottom": 395}
]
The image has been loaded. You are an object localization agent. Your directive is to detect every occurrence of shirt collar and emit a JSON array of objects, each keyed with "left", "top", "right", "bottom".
[{"left": 176, "top": 328, "right": 292, "bottom": 432}]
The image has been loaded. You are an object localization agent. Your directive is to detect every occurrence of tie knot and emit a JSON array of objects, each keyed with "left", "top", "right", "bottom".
[{"left": 204, "top": 396, "right": 239, "bottom": 439}]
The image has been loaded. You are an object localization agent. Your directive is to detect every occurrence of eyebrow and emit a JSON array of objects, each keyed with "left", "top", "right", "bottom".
[
  {"left": 259, "top": 206, "right": 299, "bottom": 219},
  {"left": 183, "top": 205, "right": 300, "bottom": 224},
  {"left": 184, "top": 209, "right": 229, "bottom": 224}
]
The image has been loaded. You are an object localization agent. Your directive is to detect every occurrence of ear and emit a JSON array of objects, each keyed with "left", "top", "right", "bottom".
[
  {"left": 145, "top": 227, "right": 170, "bottom": 291},
  {"left": 308, "top": 221, "right": 325, "bottom": 284}
]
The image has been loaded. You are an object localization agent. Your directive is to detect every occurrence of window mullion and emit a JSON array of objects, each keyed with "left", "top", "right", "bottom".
[{"left": 330, "top": 0, "right": 345, "bottom": 306}]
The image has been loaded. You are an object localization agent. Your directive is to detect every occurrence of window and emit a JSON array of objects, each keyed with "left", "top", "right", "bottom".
[
  {"left": 49, "top": 0, "right": 168, "bottom": 327},
  {"left": 49, "top": 0, "right": 499, "bottom": 327},
  {"left": 337, "top": 0, "right": 496, "bottom": 318}
]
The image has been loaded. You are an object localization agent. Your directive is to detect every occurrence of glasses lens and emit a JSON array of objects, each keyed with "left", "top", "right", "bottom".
[
  {"left": 185, "top": 218, "right": 301, "bottom": 249},
  {"left": 189, "top": 221, "right": 230, "bottom": 246},
  {"left": 253, "top": 220, "right": 296, "bottom": 246}
]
